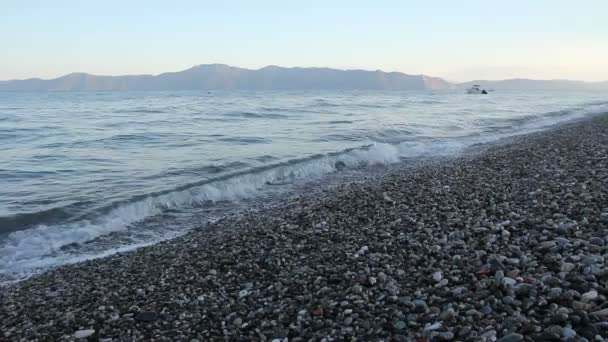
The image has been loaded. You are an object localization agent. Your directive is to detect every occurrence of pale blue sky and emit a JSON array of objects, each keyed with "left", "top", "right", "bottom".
[{"left": 2, "top": 0, "right": 607, "bottom": 81}]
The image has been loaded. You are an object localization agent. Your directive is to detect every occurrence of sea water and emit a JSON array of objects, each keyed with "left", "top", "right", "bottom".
[{"left": 1, "top": 89, "right": 607, "bottom": 283}]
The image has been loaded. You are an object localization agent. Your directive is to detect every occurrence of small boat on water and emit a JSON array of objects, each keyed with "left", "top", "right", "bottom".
[{"left": 466, "top": 85, "right": 488, "bottom": 94}]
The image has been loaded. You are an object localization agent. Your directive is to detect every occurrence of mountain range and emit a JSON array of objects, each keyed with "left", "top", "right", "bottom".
[{"left": 1, "top": 64, "right": 607, "bottom": 91}]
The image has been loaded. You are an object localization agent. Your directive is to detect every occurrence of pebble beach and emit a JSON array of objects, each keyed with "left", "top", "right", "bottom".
[{"left": 2, "top": 113, "right": 608, "bottom": 341}]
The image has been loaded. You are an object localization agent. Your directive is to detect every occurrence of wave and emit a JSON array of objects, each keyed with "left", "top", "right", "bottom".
[
  {"left": 314, "top": 99, "right": 340, "bottom": 107},
  {"left": 224, "top": 111, "right": 288, "bottom": 119},
  {"left": 489, "top": 101, "right": 608, "bottom": 132},
  {"left": 2, "top": 100, "right": 608, "bottom": 281},
  {"left": 0, "top": 206, "right": 77, "bottom": 235},
  {"left": 115, "top": 108, "right": 166, "bottom": 114},
  {"left": 0, "top": 143, "right": 404, "bottom": 271},
  {"left": 218, "top": 136, "right": 271, "bottom": 144},
  {"left": 327, "top": 120, "right": 354, "bottom": 124},
  {"left": 250, "top": 155, "right": 279, "bottom": 163},
  {"left": 156, "top": 161, "right": 251, "bottom": 178}
]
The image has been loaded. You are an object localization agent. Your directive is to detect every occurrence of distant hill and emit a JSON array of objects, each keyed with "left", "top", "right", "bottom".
[
  {"left": 459, "top": 79, "right": 608, "bottom": 91},
  {"left": 0, "top": 64, "right": 452, "bottom": 91},
  {"left": 3, "top": 66, "right": 606, "bottom": 91}
]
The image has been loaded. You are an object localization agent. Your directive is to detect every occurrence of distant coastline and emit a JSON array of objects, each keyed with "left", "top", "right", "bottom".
[{"left": 1, "top": 64, "right": 607, "bottom": 91}]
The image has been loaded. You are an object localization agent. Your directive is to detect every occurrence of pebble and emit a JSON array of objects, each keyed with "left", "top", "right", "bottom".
[
  {"left": 589, "top": 237, "right": 604, "bottom": 246},
  {"left": 573, "top": 301, "right": 594, "bottom": 311},
  {"left": 74, "top": 330, "right": 95, "bottom": 339},
  {"left": 233, "top": 317, "right": 242, "bottom": 327},
  {"left": 496, "top": 333, "right": 523, "bottom": 342},
  {"left": 135, "top": 311, "right": 157, "bottom": 322},
  {"left": 563, "top": 327, "right": 577, "bottom": 339},
  {"left": 434, "top": 331, "right": 455, "bottom": 340},
  {"left": 502, "top": 277, "right": 517, "bottom": 286},
  {"left": 424, "top": 322, "right": 442, "bottom": 331},
  {"left": 582, "top": 290, "right": 599, "bottom": 302},
  {"left": 539, "top": 241, "right": 557, "bottom": 249},
  {"left": 561, "top": 262, "right": 576, "bottom": 272},
  {"left": 591, "top": 309, "right": 608, "bottom": 318}
]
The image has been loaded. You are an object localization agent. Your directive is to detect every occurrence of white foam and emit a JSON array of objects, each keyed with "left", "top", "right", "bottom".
[{"left": 0, "top": 142, "right": 403, "bottom": 276}]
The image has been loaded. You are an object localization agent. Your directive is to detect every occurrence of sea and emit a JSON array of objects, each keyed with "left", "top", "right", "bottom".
[{"left": 1, "top": 90, "right": 607, "bottom": 284}]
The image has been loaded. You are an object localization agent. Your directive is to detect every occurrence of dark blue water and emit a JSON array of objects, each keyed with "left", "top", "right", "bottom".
[{"left": 1, "top": 90, "right": 607, "bottom": 283}]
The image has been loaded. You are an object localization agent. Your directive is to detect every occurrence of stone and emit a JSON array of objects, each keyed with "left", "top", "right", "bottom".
[
  {"left": 413, "top": 299, "right": 428, "bottom": 313},
  {"left": 589, "top": 237, "right": 604, "bottom": 246},
  {"left": 502, "top": 277, "right": 517, "bottom": 286},
  {"left": 573, "top": 301, "right": 594, "bottom": 311},
  {"left": 496, "top": 333, "right": 524, "bottom": 342},
  {"left": 424, "top": 322, "right": 442, "bottom": 331},
  {"left": 506, "top": 269, "right": 520, "bottom": 278},
  {"left": 233, "top": 317, "right": 243, "bottom": 327},
  {"left": 394, "top": 321, "right": 406, "bottom": 330},
  {"left": 591, "top": 309, "right": 608, "bottom": 318},
  {"left": 543, "top": 325, "right": 562, "bottom": 339},
  {"left": 539, "top": 241, "right": 557, "bottom": 249},
  {"left": 561, "top": 262, "right": 575, "bottom": 272},
  {"left": 480, "top": 330, "right": 497, "bottom": 340},
  {"left": 502, "top": 296, "right": 514, "bottom": 305},
  {"left": 312, "top": 306, "right": 324, "bottom": 317},
  {"left": 432, "top": 271, "right": 442, "bottom": 282},
  {"left": 434, "top": 331, "right": 455, "bottom": 340},
  {"left": 135, "top": 311, "right": 158, "bottom": 322},
  {"left": 582, "top": 290, "right": 598, "bottom": 302},
  {"left": 543, "top": 275, "right": 561, "bottom": 286},
  {"left": 562, "top": 327, "right": 576, "bottom": 339},
  {"left": 74, "top": 330, "right": 95, "bottom": 339},
  {"left": 440, "top": 308, "right": 455, "bottom": 321},
  {"left": 479, "top": 305, "right": 492, "bottom": 315}
]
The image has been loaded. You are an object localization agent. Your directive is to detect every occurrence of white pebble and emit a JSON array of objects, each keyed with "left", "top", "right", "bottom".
[
  {"left": 74, "top": 329, "right": 95, "bottom": 339},
  {"left": 502, "top": 277, "right": 517, "bottom": 286},
  {"left": 582, "top": 290, "right": 598, "bottom": 302},
  {"left": 424, "top": 322, "right": 442, "bottom": 331},
  {"left": 562, "top": 327, "right": 576, "bottom": 339},
  {"left": 432, "top": 271, "right": 442, "bottom": 282}
]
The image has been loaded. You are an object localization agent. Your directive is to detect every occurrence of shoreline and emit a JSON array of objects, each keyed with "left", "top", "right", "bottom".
[{"left": 2, "top": 113, "right": 608, "bottom": 341}]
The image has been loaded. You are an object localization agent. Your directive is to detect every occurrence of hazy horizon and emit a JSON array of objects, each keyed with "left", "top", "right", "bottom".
[
  {"left": 3, "top": 63, "right": 608, "bottom": 84},
  {"left": 2, "top": 0, "right": 608, "bottom": 82}
]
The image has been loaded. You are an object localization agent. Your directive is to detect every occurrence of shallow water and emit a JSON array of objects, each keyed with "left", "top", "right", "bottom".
[{"left": 1, "top": 89, "right": 607, "bottom": 283}]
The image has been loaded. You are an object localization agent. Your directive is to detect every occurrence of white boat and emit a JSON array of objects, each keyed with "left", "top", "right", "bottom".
[
  {"left": 466, "top": 85, "right": 489, "bottom": 94},
  {"left": 466, "top": 84, "right": 484, "bottom": 94}
]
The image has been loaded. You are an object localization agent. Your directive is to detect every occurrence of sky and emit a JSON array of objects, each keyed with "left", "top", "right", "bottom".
[{"left": 2, "top": 0, "right": 608, "bottom": 82}]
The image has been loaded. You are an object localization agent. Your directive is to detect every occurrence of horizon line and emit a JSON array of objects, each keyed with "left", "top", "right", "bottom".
[{"left": 2, "top": 64, "right": 608, "bottom": 84}]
